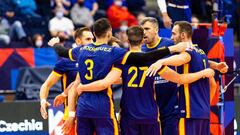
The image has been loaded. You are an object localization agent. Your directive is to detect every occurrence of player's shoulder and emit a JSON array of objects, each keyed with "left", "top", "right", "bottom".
[
  {"left": 160, "top": 37, "right": 174, "bottom": 46},
  {"left": 56, "top": 57, "right": 76, "bottom": 65},
  {"left": 141, "top": 43, "right": 148, "bottom": 50},
  {"left": 112, "top": 46, "right": 127, "bottom": 52}
]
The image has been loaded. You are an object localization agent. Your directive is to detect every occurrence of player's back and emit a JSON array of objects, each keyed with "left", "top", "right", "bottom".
[
  {"left": 178, "top": 45, "right": 210, "bottom": 119},
  {"left": 74, "top": 43, "right": 127, "bottom": 118},
  {"left": 117, "top": 64, "right": 159, "bottom": 123}
]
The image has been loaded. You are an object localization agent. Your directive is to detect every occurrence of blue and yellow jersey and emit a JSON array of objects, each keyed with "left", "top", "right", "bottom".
[
  {"left": 69, "top": 43, "right": 128, "bottom": 118},
  {"left": 53, "top": 58, "right": 78, "bottom": 119},
  {"left": 53, "top": 58, "right": 78, "bottom": 89},
  {"left": 142, "top": 38, "right": 179, "bottom": 118},
  {"left": 178, "top": 45, "right": 210, "bottom": 119},
  {"left": 115, "top": 63, "right": 168, "bottom": 123}
]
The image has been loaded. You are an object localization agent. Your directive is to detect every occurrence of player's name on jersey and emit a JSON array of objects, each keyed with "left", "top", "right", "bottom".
[
  {"left": 80, "top": 45, "right": 112, "bottom": 52},
  {"left": 190, "top": 46, "right": 205, "bottom": 55}
]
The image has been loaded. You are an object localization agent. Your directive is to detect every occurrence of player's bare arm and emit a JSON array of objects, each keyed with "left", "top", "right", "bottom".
[
  {"left": 53, "top": 82, "right": 74, "bottom": 107},
  {"left": 159, "top": 66, "right": 215, "bottom": 84},
  {"left": 208, "top": 60, "right": 229, "bottom": 73},
  {"left": 39, "top": 72, "right": 61, "bottom": 119},
  {"left": 62, "top": 75, "right": 80, "bottom": 134},
  {"left": 209, "top": 77, "right": 217, "bottom": 104},
  {"left": 147, "top": 52, "right": 191, "bottom": 77},
  {"left": 76, "top": 68, "right": 122, "bottom": 94}
]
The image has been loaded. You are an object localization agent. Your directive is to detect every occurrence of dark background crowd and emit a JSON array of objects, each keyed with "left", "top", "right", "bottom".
[{"left": 0, "top": 0, "right": 239, "bottom": 49}]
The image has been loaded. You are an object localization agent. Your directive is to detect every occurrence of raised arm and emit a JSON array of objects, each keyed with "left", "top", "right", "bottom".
[
  {"left": 48, "top": 37, "right": 70, "bottom": 58},
  {"left": 158, "top": 66, "right": 215, "bottom": 84},
  {"left": 76, "top": 68, "right": 122, "bottom": 93}
]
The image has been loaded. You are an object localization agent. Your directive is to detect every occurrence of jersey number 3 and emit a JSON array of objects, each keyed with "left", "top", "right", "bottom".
[
  {"left": 85, "top": 59, "right": 94, "bottom": 80},
  {"left": 128, "top": 66, "right": 148, "bottom": 88}
]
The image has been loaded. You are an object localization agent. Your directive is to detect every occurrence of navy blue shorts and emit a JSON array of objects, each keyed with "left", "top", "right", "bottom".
[
  {"left": 161, "top": 115, "right": 179, "bottom": 135},
  {"left": 178, "top": 118, "right": 210, "bottom": 135},
  {"left": 76, "top": 117, "right": 119, "bottom": 135},
  {"left": 120, "top": 119, "right": 160, "bottom": 135}
]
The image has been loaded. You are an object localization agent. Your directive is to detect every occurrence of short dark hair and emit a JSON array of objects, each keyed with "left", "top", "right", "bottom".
[
  {"left": 140, "top": 17, "right": 159, "bottom": 29},
  {"left": 74, "top": 27, "right": 91, "bottom": 40},
  {"left": 126, "top": 26, "right": 144, "bottom": 46},
  {"left": 93, "top": 18, "right": 112, "bottom": 38},
  {"left": 174, "top": 21, "right": 193, "bottom": 38}
]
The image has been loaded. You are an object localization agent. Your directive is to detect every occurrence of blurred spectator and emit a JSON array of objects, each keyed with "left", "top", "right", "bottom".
[
  {"left": 157, "top": 0, "right": 191, "bottom": 28},
  {"left": 108, "top": 36, "right": 122, "bottom": 47},
  {"left": 0, "top": 96, "right": 4, "bottom": 102},
  {"left": 0, "top": 0, "right": 17, "bottom": 22},
  {"left": 96, "top": 0, "right": 113, "bottom": 10},
  {"left": 0, "top": 0, "right": 26, "bottom": 45},
  {"left": 55, "top": 0, "right": 71, "bottom": 7},
  {"left": 107, "top": 0, "right": 137, "bottom": 30},
  {"left": 191, "top": 15, "right": 200, "bottom": 29},
  {"left": 125, "top": 0, "right": 145, "bottom": 15},
  {"left": 115, "top": 21, "right": 129, "bottom": 48},
  {"left": 0, "top": 18, "right": 27, "bottom": 45},
  {"left": 49, "top": 6, "right": 74, "bottom": 37},
  {"left": 52, "top": 0, "right": 71, "bottom": 15},
  {"left": 57, "top": 31, "right": 73, "bottom": 48},
  {"left": 12, "top": 0, "right": 41, "bottom": 18},
  {"left": 70, "top": 0, "right": 94, "bottom": 27},
  {"left": 35, "top": 0, "right": 52, "bottom": 19},
  {"left": 84, "top": 0, "right": 99, "bottom": 16},
  {"left": 32, "top": 34, "right": 45, "bottom": 48},
  {"left": 136, "top": 12, "right": 146, "bottom": 24},
  {"left": 191, "top": 15, "right": 200, "bottom": 23}
]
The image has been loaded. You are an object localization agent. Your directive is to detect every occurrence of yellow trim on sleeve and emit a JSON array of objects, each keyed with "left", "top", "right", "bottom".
[
  {"left": 121, "top": 51, "right": 131, "bottom": 65},
  {"left": 69, "top": 49, "right": 75, "bottom": 61},
  {"left": 112, "top": 67, "right": 122, "bottom": 73},
  {"left": 158, "top": 66, "right": 168, "bottom": 75},
  {"left": 52, "top": 71, "right": 62, "bottom": 77}
]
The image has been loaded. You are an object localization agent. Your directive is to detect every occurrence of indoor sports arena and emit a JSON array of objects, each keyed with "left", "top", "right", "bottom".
[{"left": 0, "top": 0, "right": 239, "bottom": 135}]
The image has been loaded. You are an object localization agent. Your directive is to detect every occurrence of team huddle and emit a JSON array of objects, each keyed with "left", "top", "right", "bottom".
[{"left": 40, "top": 17, "right": 228, "bottom": 135}]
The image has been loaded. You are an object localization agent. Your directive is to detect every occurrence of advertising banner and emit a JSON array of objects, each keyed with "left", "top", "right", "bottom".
[{"left": 0, "top": 101, "right": 48, "bottom": 135}]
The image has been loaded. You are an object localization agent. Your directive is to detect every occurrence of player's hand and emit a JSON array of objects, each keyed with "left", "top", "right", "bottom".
[
  {"left": 62, "top": 117, "right": 75, "bottom": 134},
  {"left": 40, "top": 101, "right": 51, "bottom": 119},
  {"left": 202, "top": 68, "right": 215, "bottom": 78},
  {"left": 216, "top": 62, "right": 228, "bottom": 73},
  {"left": 146, "top": 60, "right": 163, "bottom": 77},
  {"left": 48, "top": 37, "right": 60, "bottom": 47},
  {"left": 53, "top": 94, "right": 66, "bottom": 107},
  {"left": 162, "top": 13, "right": 172, "bottom": 29}
]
